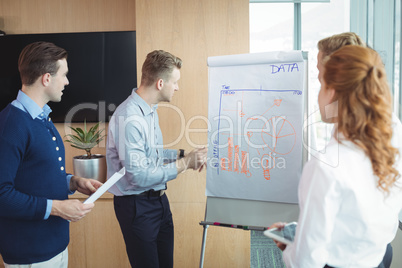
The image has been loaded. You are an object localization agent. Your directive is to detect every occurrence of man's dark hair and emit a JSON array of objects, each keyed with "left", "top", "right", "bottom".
[{"left": 18, "top": 41, "right": 68, "bottom": 86}]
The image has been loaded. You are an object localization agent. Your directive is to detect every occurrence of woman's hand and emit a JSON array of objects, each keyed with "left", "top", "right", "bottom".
[{"left": 269, "top": 222, "right": 287, "bottom": 251}]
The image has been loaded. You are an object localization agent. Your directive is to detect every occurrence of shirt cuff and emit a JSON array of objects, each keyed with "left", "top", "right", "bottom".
[
  {"left": 44, "top": 174, "right": 75, "bottom": 220},
  {"left": 67, "top": 174, "right": 75, "bottom": 195},
  {"left": 44, "top": 199, "right": 52, "bottom": 220}
]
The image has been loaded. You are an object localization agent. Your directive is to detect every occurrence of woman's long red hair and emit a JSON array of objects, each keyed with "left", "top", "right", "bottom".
[{"left": 324, "top": 45, "right": 399, "bottom": 193}]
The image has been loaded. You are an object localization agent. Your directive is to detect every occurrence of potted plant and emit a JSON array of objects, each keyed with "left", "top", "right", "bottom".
[{"left": 64, "top": 120, "right": 107, "bottom": 182}]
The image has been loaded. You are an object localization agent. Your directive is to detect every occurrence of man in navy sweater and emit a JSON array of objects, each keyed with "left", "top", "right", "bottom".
[{"left": 0, "top": 42, "right": 102, "bottom": 267}]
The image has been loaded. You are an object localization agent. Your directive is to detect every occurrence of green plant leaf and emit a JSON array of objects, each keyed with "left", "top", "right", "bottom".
[
  {"left": 84, "top": 119, "right": 88, "bottom": 141},
  {"left": 86, "top": 130, "right": 94, "bottom": 142},
  {"left": 64, "top": 120, "right": 106, "bottom": 155},
  {"left": 69, "top": 127, "right": 85, "bottom": 140},
  {"left": 65, "top": 134, "right": 83, "bottom": 144},
  {"left": 90, "top": 122, "right": 100, "bottom": 133}
]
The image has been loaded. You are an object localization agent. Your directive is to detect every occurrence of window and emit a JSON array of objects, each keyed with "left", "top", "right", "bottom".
[
  {"left": 350, "top": 0, "right": 401, "bottom": 119},
  {"left": 250, "top": 3, "right": 294, "bottom": 52},
  {"left": 393, "top": 0, "right": 401, "bottom": 119},
  {"left": 250, "top": 0, "right": 350, "bottom": 153},
  {"left": 396, "top": 0, "right": 401, "bottom": 119}
]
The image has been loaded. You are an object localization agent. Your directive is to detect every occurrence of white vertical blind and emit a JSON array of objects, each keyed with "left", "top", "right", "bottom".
[{"left": 350, "top": 0, "right": 401, "bottom": 117}]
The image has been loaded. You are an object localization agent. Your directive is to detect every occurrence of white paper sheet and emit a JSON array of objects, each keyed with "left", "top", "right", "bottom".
[{"left": 83, "top": 167, "right": 126, "bottom": 204}]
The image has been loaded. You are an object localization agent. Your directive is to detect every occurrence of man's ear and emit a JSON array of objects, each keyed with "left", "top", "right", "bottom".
[
  {"left": 41, "top": 73, "right": 51, "bottom": 87},
  {"left": 156, "top": 78, "right": 164, "bottom": 90}
]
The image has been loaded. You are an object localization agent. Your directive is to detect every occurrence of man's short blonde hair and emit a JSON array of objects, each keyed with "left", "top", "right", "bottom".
[
  {"left": 141, "top": 50, "right": 182, "bottom": 86},
  {"left": 318, "top": 32, "right": 366, "bottom": 57}
]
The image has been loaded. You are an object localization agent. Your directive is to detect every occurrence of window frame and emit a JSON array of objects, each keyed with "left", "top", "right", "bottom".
[{"left": 250, "top": 0, "right": 402, "bottom": 118}]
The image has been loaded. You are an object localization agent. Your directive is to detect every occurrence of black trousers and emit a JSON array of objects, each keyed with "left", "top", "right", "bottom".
[
  {"left": 324, "top": 243, "right": 393, "bottom": 268},
  {"left": 114, "top": 193, "right": 174, "bottom": 268}
]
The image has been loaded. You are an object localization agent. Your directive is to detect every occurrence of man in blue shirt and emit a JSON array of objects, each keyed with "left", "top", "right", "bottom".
[
  {"left": 0, "top": 41, "right": 102, "bottom": 267},
  {"left": 107, "top": 50, "right": 207, "bottom": 267}
]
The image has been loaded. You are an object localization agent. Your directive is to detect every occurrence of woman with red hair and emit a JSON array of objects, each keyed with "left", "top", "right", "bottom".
[{"left": 273, "top": 45, "right": 402, "bottom": 267}]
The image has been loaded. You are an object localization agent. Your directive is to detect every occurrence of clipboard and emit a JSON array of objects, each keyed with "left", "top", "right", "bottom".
[{"left": 83, "top": 167, "right": 126, "bottom": 204}]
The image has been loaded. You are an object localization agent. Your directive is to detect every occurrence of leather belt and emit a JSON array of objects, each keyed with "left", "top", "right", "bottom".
[{"left": 138, "top": 189, "right": 165, "bottom": 197}]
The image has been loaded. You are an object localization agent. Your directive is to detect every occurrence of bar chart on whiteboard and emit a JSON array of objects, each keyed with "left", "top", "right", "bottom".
[{"left": 206, "top": 51, "right": 307, "bottom": 203}]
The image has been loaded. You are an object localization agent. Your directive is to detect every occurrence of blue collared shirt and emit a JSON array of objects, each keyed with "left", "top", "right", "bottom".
[
  {"left": 106, "top": 89, "right": 178, "bottom": 196},
  {"left": 11, "top": 90, "right": 73, "bottom": 219}
]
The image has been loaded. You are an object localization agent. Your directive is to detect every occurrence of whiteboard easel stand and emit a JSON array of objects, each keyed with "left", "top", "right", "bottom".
[
  {"left": 200, "top": 51, "right": 308, "bottom": 267},
  {"left": 197, "top": 197, "right": 299, "bottom": 268},
  {"left": 199, "top": 223, "right": 208, "bottom": 268}
]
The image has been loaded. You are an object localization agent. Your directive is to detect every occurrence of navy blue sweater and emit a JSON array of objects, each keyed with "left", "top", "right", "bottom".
[{"left": 0, "top": 104, "right": 69, "bottom": 264}]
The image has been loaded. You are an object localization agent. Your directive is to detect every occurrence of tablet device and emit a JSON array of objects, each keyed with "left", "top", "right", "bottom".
[{"left": 263, "top": 221, "right": 297, "bottom": 245}]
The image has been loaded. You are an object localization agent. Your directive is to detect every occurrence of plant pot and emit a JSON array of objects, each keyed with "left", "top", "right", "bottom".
[{"left": 73, "top": 154, "right": 107, "bottom": 183}]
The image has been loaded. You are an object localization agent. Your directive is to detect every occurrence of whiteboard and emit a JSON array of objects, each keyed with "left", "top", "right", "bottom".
[{"left": 206, "top": 51, "right": 308, "bottom": 205}]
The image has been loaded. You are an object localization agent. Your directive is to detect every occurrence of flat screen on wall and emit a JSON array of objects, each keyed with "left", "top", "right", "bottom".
[{"left": 0, "top": 31, "right": 137, "bottom": 123}]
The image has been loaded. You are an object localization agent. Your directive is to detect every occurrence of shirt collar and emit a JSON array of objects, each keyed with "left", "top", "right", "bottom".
[
  {"left": 13, "top": 90, "right": 52, "bottom": 120},
  {"left": 131, "top": 88, "right": 158, "bottom": 116}
]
